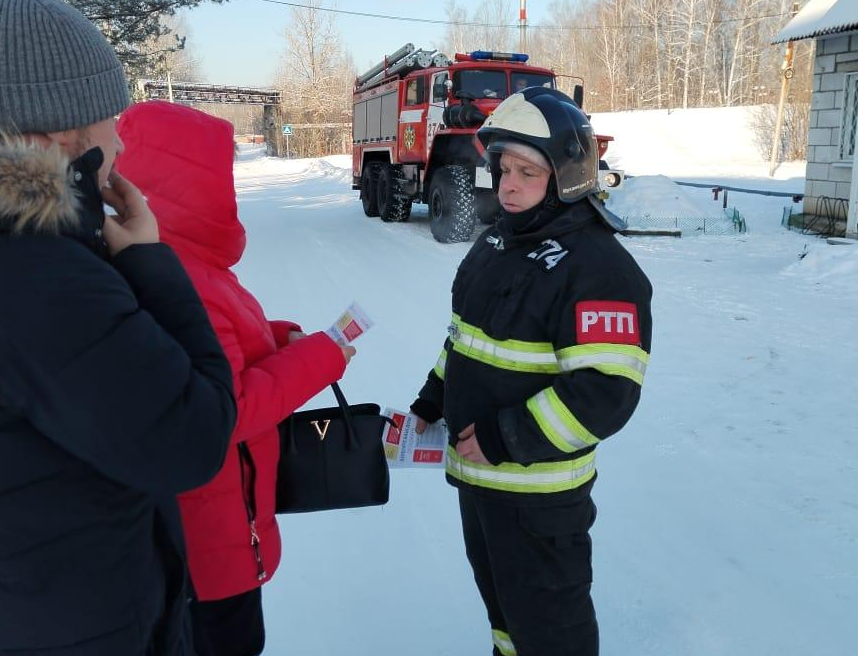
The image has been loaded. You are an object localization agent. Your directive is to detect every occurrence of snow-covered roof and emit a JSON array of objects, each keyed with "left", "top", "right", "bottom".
[{"left": 772, "top": 0, "right": 858, "bottom": 44}]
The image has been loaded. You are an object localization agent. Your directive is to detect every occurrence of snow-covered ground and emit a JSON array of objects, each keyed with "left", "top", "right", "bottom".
[
  {"left": 595, "top": 105, "right": 808, "bottom": 238},
  {"left": 227, "top": 106, "right": 856, "bottom": 656}
]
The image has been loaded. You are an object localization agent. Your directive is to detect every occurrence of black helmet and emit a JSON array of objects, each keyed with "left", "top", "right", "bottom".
[{"left": 477, "top": 87, "right": 599, "bottom": 204}]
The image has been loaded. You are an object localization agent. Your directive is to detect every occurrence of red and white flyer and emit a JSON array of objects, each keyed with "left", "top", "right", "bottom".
[
  {"left": 325, "top": 301, "right": 373, "bottom": 344},
  {"left": 381, "top": 409, "right": 448, "bottom": 468}
]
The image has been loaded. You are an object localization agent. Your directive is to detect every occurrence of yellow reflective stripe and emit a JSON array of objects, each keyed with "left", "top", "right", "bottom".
[
  {"left": 446, "top": 445, "right": 596, "bottom": 493},
  {"left": 450, "top": 315, "right": 559, "bottom": 374},
  {"left": 492, "top": 629, "right": 517, "bottom": 656},
  {"left": 556, "top": 343, "right": 649, "bottom": 385},
  {"left": 526, "top": 387, "right": 600, "bottom": 453},
  {"left": 453, "top": 315, "right": 556, "bottom": 354},
  {"left": 434, "top": 348, "right": 447, "bottom": 380},
  {"left": 448, "top": 317, "right": 649, "bottom": 382}
]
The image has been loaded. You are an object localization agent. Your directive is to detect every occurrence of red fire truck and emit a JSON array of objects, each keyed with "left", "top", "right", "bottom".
[{"left": 352, "top": 45, "right": 622, "bottom": 243}]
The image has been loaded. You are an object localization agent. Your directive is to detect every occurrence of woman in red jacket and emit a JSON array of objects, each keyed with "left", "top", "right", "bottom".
[{"left": 116, "top": 101, "right": 354, "bottom": 656}]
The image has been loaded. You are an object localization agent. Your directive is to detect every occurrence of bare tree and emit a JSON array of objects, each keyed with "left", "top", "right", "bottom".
[
  {"left": 751, "top": 101, "right": 810, "bottom": 160},
  {"left": 436, "top": 0, "right": 470, "bottom": 56},
  {"left": 141, "top": 12, "right": 203, "bottom": 83},
  {"left": 276, "top": 1, "right": 354, "bottom": 156},
  {"left": 202, "top": 104, "right": 265, "bottom": 136},
  {"left": 696, "top": 0, "right": 722, "bottom": 106},
  {"left": 636, "top": 0, "right": 667, "bottom": 108},
  {"left": 472, "top": 0, "right": 515, "bottom": 52},
  {"left": 530, "top": 1, "right": 587, "bottom": 100},
  {"left": 676, "top": 0, "right": 697, "bottom": 108},
  {"left": 436, "top": 0, "right": 515, "bottom": 55},
  {"left": 594, "top": 0, "right": 631, "bottom": 111}
]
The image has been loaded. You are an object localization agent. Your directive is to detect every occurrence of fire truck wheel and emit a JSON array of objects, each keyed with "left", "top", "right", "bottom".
[
  {"left": 428, "top": 165, "right": 477, "bottom": 243},
  {"left": 361, "top": 164, "right": 381, "bottom": 217},
  {"left": 475, "top": 190, "right": 500, "bottom": 225},
  {"left": 377, "top": 165, "right": 412, "bottom": 223}
]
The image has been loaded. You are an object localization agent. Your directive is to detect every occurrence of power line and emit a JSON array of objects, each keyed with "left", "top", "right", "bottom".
[{"left": 256, "top": 0, "right": 792, "bottom": 31}]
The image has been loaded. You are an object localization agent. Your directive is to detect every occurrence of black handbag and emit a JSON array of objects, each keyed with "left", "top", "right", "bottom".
[{"left": 276, "top": 383, "right": 392, "bottom": 513}]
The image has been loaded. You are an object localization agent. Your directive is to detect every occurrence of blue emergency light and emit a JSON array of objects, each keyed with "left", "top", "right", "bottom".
[{"left": 469, "top": 51, "right": 529, "bottom": 63}]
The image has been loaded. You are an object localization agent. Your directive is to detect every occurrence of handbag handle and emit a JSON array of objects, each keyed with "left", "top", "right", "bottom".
[
  {"left": 329, "top": 382, "right": 359, "bottom": 449},
  {"left": 287, "top": 383, "right": 360, "bottom": 452},
  {"left": 328, "top": 383, "right": 398, "bottom": 445}
]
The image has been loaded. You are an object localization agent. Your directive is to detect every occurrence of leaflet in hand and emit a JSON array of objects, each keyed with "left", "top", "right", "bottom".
[
  {"left": 381, "top": 410, "right": 448, "bottom": 468},
  {"left": 325, "top": 301, "right": 373, "bottom": 344}
]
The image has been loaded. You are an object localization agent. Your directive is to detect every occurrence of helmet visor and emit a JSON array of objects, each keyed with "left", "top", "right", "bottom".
[{"left": 485, "top": 137, "right": 551, "bottom": 173}]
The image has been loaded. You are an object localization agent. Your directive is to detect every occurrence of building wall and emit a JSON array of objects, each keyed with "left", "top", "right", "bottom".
[{"left": 803, "top": 31, "right": 857, "bottom": 231}]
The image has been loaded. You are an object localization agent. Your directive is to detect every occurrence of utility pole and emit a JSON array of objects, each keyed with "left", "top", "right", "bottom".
[
  {"left": 519, "top": 0, "right": 527, "bottom": 54},
  {"left": 167, "top": 70, "right": 174, "bottom": 103},
  {"left": 769, "top": 2, "right": 800, "bottom": 177}
]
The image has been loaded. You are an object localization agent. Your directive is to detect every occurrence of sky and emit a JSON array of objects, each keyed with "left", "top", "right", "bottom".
[
  {"left": 183, "top": 0, "right": 555, "bottom": 87},
  {"left": 210, "top": 103, "right": 856, "bottom": 655}
]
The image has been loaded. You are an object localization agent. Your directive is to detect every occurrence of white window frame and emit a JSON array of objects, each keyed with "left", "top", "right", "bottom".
[{"left": 839, "top": 72, "right": 858, "bottom": 162}]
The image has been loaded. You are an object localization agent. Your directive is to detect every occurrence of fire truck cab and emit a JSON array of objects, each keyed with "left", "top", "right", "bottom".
[{"left": 352, "top": 46, "right": 621, "bottom": 243}]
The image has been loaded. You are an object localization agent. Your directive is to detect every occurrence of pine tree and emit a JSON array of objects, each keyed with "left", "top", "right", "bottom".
[{"left": 67, "top": 0, "right": 224, "bottom": 79}]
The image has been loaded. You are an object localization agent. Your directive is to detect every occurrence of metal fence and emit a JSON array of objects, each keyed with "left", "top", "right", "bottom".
[
  {"left": 781, "top": 196, "right": 848, "bottom": 237},
  {"left": 623, "top": 208, "right": 747, "bottom": 236}
]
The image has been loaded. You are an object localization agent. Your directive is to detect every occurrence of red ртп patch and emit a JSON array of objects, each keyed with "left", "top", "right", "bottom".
[{"left": 576, "top": 301, "right": 640, "bottom": 345}]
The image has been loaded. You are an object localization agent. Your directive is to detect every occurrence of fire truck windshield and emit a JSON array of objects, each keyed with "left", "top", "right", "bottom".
[
  {"left": 455, "top": 70, "right": 507, "bottom": 99},
  {"left": 455, "top": 70, "right": 555, "bottom": 99}
]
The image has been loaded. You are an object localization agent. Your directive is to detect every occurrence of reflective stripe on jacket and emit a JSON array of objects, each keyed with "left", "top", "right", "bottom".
[{"left": 417, "top": 199, "right": 653, "bottom": 504}]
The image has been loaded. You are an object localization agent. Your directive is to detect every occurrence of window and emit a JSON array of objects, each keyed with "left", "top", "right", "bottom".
[
  {"left": 510, "top": 73, "right": 554, "bottom": 94},
  {"left": 840, "top": 73, "right": 857, "bottom": 161},
  {"left": 455, "top": 70, "right": 508, "bottom": 99},
  {"left": 405, "top": 77, "right": 426, "bottom": 106},
  {"left": 432, "top": 73, "right": 449, "bottom": 102}
]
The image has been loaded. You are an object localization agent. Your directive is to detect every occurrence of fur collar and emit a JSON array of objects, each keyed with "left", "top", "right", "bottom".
[{"left": 0, "top": 135, "right": 79, "bottom": 234}]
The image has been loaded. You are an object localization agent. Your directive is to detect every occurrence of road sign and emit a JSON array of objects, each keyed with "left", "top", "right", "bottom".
[{"left": 282, "top": 124, "right": 293, "bottom": 136}]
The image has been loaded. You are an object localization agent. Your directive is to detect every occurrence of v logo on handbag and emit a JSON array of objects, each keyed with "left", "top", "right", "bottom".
[{"left": 311, "top": 419, "right": 331, "bottom": 441}]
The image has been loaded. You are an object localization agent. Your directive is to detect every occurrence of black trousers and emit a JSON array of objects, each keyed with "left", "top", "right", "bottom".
[
  {"left": 191, "top": 587, "right": 265, "bottom": 656},
  {"left": 458, "top": 489, "right": 599, "bottom": 656}
]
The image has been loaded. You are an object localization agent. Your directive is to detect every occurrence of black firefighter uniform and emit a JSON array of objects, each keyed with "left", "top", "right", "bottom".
[{"left": 413, "top": 199, "right": 653, "bottom": 656}]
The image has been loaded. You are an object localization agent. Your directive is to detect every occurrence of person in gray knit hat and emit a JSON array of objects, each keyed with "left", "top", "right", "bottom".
[
  {"left": 0, "top": 1, "right": 238, "bottom": 655},
  {"left": 0, "top": 0, "right": 130, "bottom": 189}
]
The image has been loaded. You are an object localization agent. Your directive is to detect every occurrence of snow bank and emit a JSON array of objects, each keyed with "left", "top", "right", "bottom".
[
  {"left": 590, "top": 105, "right": 806, "bottom": 182},
  {"left": 606, "top": 174, "right": 726, "bottom": 224},
  {"left": 783, "top": 240, "right": 859, "bottom": 280},
  {"left": 235, "top": 143, "right": 267, "bottom": 162}
]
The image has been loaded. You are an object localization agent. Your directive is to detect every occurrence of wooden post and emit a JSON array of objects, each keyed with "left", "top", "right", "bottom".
[{"left": 769, "top": 2, "right": 800, "bottom": 177}]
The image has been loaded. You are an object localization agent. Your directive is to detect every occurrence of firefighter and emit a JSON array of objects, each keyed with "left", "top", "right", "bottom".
[{"left": 410, "top": 87, "right": 652, "bottom": 656}]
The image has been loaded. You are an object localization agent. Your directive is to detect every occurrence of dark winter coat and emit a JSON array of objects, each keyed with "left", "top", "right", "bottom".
[
  {"left": 116, "top": 101, "right": 347, "bottom": 601},
  {"left": 414, "top": 199, "right": 653, "bottom": 505},
  {"left": 0, "top": 137, "right": 237, "bottom": 655}
]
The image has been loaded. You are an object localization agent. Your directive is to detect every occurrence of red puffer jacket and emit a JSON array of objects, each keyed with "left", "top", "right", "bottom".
[{"left": 115, "top": 101, "right": 346, "bottom": 601}]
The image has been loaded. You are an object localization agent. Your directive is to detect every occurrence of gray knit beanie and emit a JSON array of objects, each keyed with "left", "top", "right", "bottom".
[{"left": 0, "top": 0, "right": 130, "bottom": 133}]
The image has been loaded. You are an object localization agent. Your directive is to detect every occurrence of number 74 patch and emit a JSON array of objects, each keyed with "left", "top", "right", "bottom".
[{"left": 527, "top": 239, "right": 569, "bottom": 270}]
